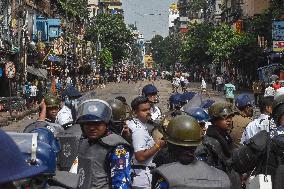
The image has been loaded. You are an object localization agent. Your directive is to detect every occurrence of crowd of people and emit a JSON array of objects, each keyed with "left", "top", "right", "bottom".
[{"left": 3, "top": 75, "right": 284, "bottom": 189}]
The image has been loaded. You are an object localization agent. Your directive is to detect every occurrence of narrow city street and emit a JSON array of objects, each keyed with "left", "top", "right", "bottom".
[{"left": 2, "top": 79, "right": 226, "bottom": 132}]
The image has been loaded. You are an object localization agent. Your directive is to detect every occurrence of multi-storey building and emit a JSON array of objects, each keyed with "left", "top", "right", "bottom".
[
  {"left": 169, "top": 3, "right": 179, "bottom": 35},
  {"left": 242, "top": 0, "right": 269, "bottom": 18},
  {"left": 88, "top": 0, "right": 99, "bottom": 18},
  {"left": 221, "top": 0, "right": 243, "bottom": 23},
  {"left": 206, "top": 0, "right": 222, "bottom": 24},
  {"left": 98, "top": 0, "right": 123, "bottom": 15}
]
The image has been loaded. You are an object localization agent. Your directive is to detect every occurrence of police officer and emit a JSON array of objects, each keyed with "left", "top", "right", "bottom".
[
  {"left": 142, "top": 84, "right": 162, "bottom": 121},
  {"left": 151, "top": 115, "right": 231, "bottom": 189},
  {"left": 127, "top": 96, "right": 166, "bottom": 189},
  {"left": 56, "top": 85, "right": 82, "bottom": 128},
  {"left": 241, "top": 96, "right": 275, "bottom": 144},
  {"left": 231, "top": 93, "right": 253, "bottom": 148},
  {"left": 24, "top": 93, "right": 64, "bottom": 136},
  {"left": 107, "top": 99, "right": 131, "bottom": 142},
  {"left": 195, "top": 102, "right": 242, "bottom": 189},
  {"left": 76, "top": 99, "right": 132, "bottom": 189}
]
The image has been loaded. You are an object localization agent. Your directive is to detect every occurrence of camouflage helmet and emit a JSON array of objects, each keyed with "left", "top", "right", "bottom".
[
  {"left": 107, "top": 99, "right": 128, "bottom": 122},
  {"left": 44, "top": 93, "right": 60, "bottom": 108},
  {"left": 208, "top": 102, "right": 235, "bottom": 120},
  {"left": 164, "top": 115, "right": 201, "bottom": 147}
]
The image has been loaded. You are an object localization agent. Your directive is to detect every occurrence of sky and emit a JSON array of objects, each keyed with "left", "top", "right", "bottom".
[{"left": 122, "top": 0, "right": 175, "bottom": 41}]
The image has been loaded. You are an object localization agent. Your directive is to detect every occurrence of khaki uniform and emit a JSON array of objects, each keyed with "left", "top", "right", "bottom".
[{"left": 231, "top": 114, "right": 252, "bottom": 149}]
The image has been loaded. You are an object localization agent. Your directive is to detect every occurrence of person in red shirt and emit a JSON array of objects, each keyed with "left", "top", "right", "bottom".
[{"left": 273, "top": 80, "right": 281, "bottom": 90}]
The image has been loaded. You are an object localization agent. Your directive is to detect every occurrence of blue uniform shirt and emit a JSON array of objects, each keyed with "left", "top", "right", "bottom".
[
  {"left": 109, "top": 145, "right": 132, "bottom": 189},
  {"left": 271, "top": 126, "right": 284, "bottom": 142},
  {"left": 153, "top": 177, "right": 169, "bottom": 189}
]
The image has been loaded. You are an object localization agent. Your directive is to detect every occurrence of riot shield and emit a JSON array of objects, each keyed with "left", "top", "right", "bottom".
[
  {"left": 57, "top": 133, "right": 81, "bottom": 171},
  {"left": 181, "top": 93, "right": 202, "bottom": 113},
  {"left": 7, "top": 132, "right": 38, "bottom": 160},
  {"left": 77, "top": 156, "right": 92, "bottom": 189}
]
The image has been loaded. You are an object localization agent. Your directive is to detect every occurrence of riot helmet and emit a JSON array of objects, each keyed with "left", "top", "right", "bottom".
[
  {"left": 33, "top": 141, "right": 57, "bottom": 175},
  {"left": 169, "top": 93, "right": 185, "bottom": 110},
  {"left": 29, "top": 128, "right": 61, "bottom": 154},
  {"left": 164, "top": 115, "right": 201, "bottom": 147},
  {"left": 186, "top": 107, "right": 210, "bottom": 123},
  {"left": 208, "top": 102, "right": 235, "bottom": 121},
  {"left": 235, "top": 93, "right": 254, "bottom": 110},
  {"left": 76, "top": 99, "right": 112, "bottom": 124},
  {"left": 142, "top": 84, "right": 159, "bottom": 103},
  {"left": 0, "top": 130, "right": 47, "bottom": 185},
  {"left": 108, "top": 99, "right": 128, "bottom": 122}
]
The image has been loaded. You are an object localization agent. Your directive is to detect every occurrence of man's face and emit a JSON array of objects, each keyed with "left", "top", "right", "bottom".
[
  {"left": 243, "top": 105, "right": 253, "bottom": 117},
  {"left": 147, "top": 93, "right": 158, "bottom": 103},
  {"left": 135, "top": 102, "right": 151, "bottom": 123},
  {"left": 46, "top": 106, "right": 59, "bottom": 121},
  {"left": 213, "top": 115, "right": 233, "bottom": 131},
  {"left": 83, "top": 121, "right": 107, "bottom": 140}
]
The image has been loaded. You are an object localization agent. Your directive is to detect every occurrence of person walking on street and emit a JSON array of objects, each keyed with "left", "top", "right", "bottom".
[
  {"left": 224, "top": 80, "right": 236, "bottom": 104},
  {"left": 127, "top": 96, "right": 166, "bottom": 189},
  {"left": 252, "top": 79, "right": 263, "bottom": 106},
  {"left": 151, "top": 115, "right": 231, "bottom": 189},
  {"left": 216, "top": 75, "right": 223, "bottom": 93}
]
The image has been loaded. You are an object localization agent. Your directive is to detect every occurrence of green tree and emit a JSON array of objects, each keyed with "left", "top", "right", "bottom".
[
  {"left": 150, "top": 35, "right": 165, "bottom": 66},
  {"left": 207, "top": 24, "right": 252, "bottom": 65},
  {"left": 58, "top": 0, "right": 89, "bottom": 19},
  {"left": 98, "top": 48, "right": 113, "bottom": 69},
  {"left": 86, "top": 14, "right": 133, "bottom": 63},
  {"left": 149, "top": 34, "right": 182, "bottom": 70},
  {"left": 181, "top": 22, "right": 214, "bottom": 66}
]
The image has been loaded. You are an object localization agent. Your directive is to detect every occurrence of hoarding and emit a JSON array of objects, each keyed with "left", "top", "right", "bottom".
[{"left": 272, "top": 21, "right": 284, "bottom": 52}]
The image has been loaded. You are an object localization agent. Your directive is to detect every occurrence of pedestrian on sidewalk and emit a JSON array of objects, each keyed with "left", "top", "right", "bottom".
[
  {"left": 216, "top": 75, "right": 223, "bottom": 93},
  {"left": 252, "top": 79, "right": 263, "bottom": 106}
]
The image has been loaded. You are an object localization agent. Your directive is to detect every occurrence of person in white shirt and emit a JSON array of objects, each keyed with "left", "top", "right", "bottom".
[
  {"left": 127, "top": 96, "right": 166, "bottom": 188},
  {"left": 180, "top": 75, "right": 186, "bottom": 92},
  {"left": 172, "top": 76, "right": 180, "bottom": 93},
  {"left": 141, "top": 84, "right": 162, "bottom": 121},
  {"left": 241, "top": 96, "right": 275, "bottom": 144},
  {"left": 56, "top": 86, "right": 82, "bottom": 128},
  {"left": 30, "top": 82, "right": 37, "bottom": 104},
  {"left": 264, "top": 83, "right": 275, "bottom": 97}
]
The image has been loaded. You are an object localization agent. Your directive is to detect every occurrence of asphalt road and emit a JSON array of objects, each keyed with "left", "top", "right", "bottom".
[{"left": 2, "top": 79, "right": 226, "bottom": 132}]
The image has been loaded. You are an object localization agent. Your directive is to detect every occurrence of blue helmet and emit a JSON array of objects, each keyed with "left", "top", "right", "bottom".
[
  {"left": 201, "top": 99, "right": 215, "bottom": 109},
  {"left": 235, "top": 93, "right": 254, "bottom": 109},
  {"left": 185, "top": 107, "right": 210, "bottom": 123},
  {"left": 142, "top": 84, "right": 158, "bottom": 96},
  {"left": 24, "top": 141, "right": 57, "bottom": 175},
  {"left": 181, "top": 92, "right": 196, "bottom": 102},
  {"left": 169, "top": 93, "right": 184, "bottom": 110},
  {"left": 30, "top": 128, "right": 61, "bottom": 154}
]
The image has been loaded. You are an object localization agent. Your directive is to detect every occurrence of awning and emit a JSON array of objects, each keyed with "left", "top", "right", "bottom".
[{"left": 27, "top": 66, "right": 47, "bottom": 79}]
